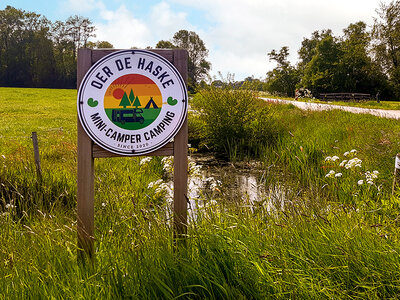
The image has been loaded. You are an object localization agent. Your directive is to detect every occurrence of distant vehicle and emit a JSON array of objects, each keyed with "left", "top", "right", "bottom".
[{"left": 112, "top": 109, "right": 144, "bottom": 124}]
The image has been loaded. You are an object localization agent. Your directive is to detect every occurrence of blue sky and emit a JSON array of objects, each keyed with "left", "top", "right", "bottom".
[{"left": 1, "top": 0, "right": 386, "bottom": 80}]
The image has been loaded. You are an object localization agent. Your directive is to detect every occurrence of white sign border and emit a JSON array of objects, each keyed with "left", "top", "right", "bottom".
[{"left": 77, "top": 49, "right": 188, "bottom": 156}]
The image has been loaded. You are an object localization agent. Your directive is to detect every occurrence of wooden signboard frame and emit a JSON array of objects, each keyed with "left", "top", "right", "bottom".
[{"left": 77, "top": 48, "right": 188, "bottom": 259}]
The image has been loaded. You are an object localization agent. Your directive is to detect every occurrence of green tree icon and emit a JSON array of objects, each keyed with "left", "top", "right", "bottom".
[
  {"left": 133, "top": 95, "right": 141, "bottom": 108},
  {"left": 119, "top": 92, "right": 131, "bottom": 108},
  {"left": 129, "top": 89, "right": 135, "bottom": 105}
]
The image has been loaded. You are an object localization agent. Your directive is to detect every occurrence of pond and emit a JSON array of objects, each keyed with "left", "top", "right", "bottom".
[{"left": 185, "top": 154, "right": 287, "bottom": 213}]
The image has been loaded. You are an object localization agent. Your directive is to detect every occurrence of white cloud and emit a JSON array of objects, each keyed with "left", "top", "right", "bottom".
[
  {"left": 75, "top": 1, "right": 191, "bottom": 49},
  {"left": 210, "top": 51, "right": 272, "bottom": 80},
  {"left": 64, "top": 0, "right": 385, "bottom": 80},
  {"left": 171, "top": 0, "right": 381, "bottom": 79},
  {"left": 149, "top": 2, "right": 190, "bottom": 42},
  {"left": 94, "top": 5, "right": 151, "bottom": 48}
]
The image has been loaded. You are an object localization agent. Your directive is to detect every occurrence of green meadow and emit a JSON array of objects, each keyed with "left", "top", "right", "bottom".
[{"left": 1, "top": 87, "right": 400, "bottom": 298}]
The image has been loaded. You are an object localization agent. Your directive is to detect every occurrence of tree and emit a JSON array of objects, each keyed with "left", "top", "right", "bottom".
[
  {"left": 266, "top": 46, "right": 300, "bottom": 96},
  {"left": 301, "top": 34, "right": 342, "bottom": 93},
  {"left": 129, "top": 89, "right": 141, "bottom": 108},
  {"left": 0, "top": 6, "right": 96, "bottom": 88},
  {"left": 373, "top": 0, "right": 400, "bottom": 98},
  {"left": 0, "top": 6, "right": 29, "bottom": 86},
  {"left": 298, "top": 30, "right": 333, "bottom": 72},
  {"left": 65, "top": 15, "right": 96, "bottom": 58},
  {"left": 155, "top": 40, "right": 175, "bottom": 49},
  {"left": 51, "top": 20, "right": 77, "bottom": 87},
  {"left": 338, "top": 21, "right": 387, "bottom": 95},
  {"left": 0, "top": 6, "right": 57, "bottom": 87},
  {"left": 157, "top": 30, "right": 211, "bottom": 91},
  {"left": 119, "top": 92, "right": 131, "bottom": 108},
  {"left": 87, "top": 40, "right": 113, "bottom": 49},
  {"left": 133, "top": 96, "right": 141, "bottom": 108}
]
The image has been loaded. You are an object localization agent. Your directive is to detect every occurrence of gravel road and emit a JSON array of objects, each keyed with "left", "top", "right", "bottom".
[{"left": 260, "top": 98, "right": 400, "bottom": 120}]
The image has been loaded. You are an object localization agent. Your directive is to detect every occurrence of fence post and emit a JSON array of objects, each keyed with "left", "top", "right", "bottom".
[
  {"left": 392, "top": 153, "right": 400, "bottom": 195},
  {"left": 31, "top": 132, "right": 42, "bottom": 180}
]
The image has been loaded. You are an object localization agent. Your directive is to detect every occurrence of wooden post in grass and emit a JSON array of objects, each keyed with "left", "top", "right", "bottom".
[
  {"left": 77, "top": 48, "right": 188, "bottom": 261},
  {"left": 77, "top": 48, "right": 95, "bottom": 260},
  {"left": 31, "top": 132, "right": 42, "bottom": 180},
  {"left": 392, "top": 153, "right": 400, "bottom": 195}
]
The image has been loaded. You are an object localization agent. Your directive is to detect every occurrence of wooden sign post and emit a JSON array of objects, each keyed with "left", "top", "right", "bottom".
[{"left": 77, "top": 48, "right": 188, "bottom": 259}]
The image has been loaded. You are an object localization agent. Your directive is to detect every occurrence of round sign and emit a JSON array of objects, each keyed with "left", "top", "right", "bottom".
[{"left": 78, "top": 50, "right": 188, "bottom": 156}]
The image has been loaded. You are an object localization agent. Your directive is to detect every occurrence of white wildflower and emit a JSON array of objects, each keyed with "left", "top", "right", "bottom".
[
  {"left": 325, "top": 170, "right": 336, "bottom": 178},
  {"left": 350, "top": 149, "right": 357, "bottom": 154},
  {"left": 335, "top": 172, "right": 342, "bottom": 178},
  {"left": 367, "top": 180, "right": 374, "bottom": 185},
  {"left": 331, "top": 156, "right": 340, "bottom": 162},
  {"left": 140, "top": 157, "right": 152, "bottom": 166},
  {"left": 325, "top": 156, "right": 332, "bottom": 162},
  {"left": 101, "top": 202, "right": 107, "bottom": 207},
  {"left": 1, "top": 155, "right": 5, "bottom": 159},
  {"left": 189, "top": 161, "right": 201, "bottom": 176},
  {"left": 343, "top": 151, "right": 350, "bottom": 157},
  {"left": 148, "top": 179, "right": 163, "bottom": 189},
  {"left": 155, "top": 183, "right": 170, "bottom": 194},
  {"left": 210, "top": 182, "right": 218, "bottom": 190},
  {"left": 339, "top": 160, "right": 348, "bottom": 167},
  {"left": 365, "top": 170, "right": 379, "bottom": 183},
  {"left": 161, "top": 156, "right": 173, "bottom": 164},
  {"left": 162, "top": 156, "right": 174, "bottom": 173},
  {"left": 345, "top": 158, "right": 362, "bottom": 169},
  {"left": 357, "top": 180, "right": 364, "bottom": 186},
  {"left": 205, "top": 176, "right": 215, "bottom": 183},
  {"left": 5, "top": 203, "right": 15, "bottom": 209}
]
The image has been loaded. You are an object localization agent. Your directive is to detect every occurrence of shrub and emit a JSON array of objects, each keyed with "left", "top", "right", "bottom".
[{"left": 190, "top": 82, "right": 283, "bottom": 160}]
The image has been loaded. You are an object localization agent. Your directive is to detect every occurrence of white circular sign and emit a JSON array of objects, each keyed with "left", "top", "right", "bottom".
[{"left": 78, "top": 50, "right": 188, "bottom": 156}]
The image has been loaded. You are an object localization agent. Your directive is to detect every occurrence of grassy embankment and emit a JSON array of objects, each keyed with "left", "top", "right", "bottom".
[{"left": 1, "top": 87, "right": 400, "bottom": 298}]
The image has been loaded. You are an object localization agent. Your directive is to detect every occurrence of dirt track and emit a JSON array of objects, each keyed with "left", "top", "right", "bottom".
[{"left": 261, "top": 98, "right": 400, "bottom": 120}]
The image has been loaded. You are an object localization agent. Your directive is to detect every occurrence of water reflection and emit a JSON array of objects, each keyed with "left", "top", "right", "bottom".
[
  {"left": 189, "top": 154, "right": 269, "bottom": 206},
  {"left": 164, "top": 154, "right": 288, "bottom": 219}
]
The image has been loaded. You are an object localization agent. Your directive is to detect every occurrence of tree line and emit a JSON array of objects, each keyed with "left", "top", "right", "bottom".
[
  {"left": 266, "top": 1, "right": 400, "bottom": 100},
  {"left": 0, "top": 6, "right": 112, "bottom": 88},
  {"left": 5, "top": 3, "right": 399, "bottom": 100},
  {"left": 0, "top": 6, "right": 211, "bottom": 91}
]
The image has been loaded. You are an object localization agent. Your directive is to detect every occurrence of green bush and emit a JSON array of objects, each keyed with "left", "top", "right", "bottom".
[{"left": 190, "top": 83, "right": 283, "bottom": 160}]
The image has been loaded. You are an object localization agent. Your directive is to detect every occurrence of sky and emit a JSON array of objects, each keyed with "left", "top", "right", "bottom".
[{"left": 1, "top": 0, "right": 387, "bottom": 81}]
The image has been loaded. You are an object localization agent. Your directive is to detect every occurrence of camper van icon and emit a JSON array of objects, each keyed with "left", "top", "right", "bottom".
[{"left": 111, "top": 108, "right": 145, "bottom": 125}]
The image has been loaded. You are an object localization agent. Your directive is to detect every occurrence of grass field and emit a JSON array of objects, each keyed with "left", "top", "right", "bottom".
[{"left": 1, "top": 87, "right": 400, "bottom": 298}]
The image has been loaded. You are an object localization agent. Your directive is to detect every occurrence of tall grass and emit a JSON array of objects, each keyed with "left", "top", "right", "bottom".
[
  {"left": 1, "top": 87, "right": 400, "bottom": 298},
  {"left": 1, "top": 191, "right": 400, "bottom": 298},
  {"left": 259, "top": 103, "right": 400, "bottom": 201}
]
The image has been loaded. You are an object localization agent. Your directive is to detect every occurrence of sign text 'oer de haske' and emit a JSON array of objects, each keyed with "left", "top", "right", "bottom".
[{"left": 78, "top": 49, "right": 188, "bottom": 156}]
